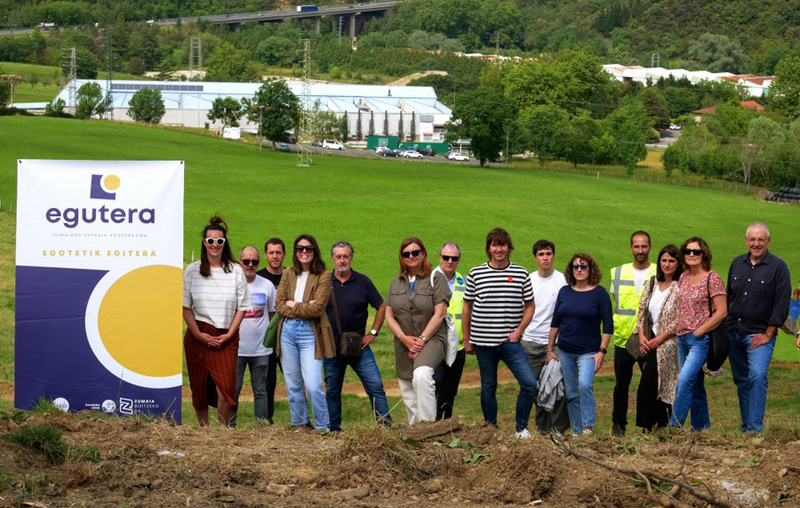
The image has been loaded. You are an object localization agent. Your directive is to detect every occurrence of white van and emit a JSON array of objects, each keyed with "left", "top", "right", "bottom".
[{"left": 322, "top": 139, "right": 344, "bottom": 150}]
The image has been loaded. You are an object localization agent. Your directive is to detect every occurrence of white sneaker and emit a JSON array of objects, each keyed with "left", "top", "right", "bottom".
[
  {"left": 582, "top": 428, "right": 593, "bottom": 436},
  {"left": 515, "top": 428, "right": 531, "bottom": 440}
]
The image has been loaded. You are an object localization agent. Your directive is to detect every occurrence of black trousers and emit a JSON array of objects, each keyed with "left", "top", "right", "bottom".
[
  {"left": 266, "top": 351, "right": 282, "bottom": 423},
  {"left": 636, "top": 348, "right": 672, "bottom": 430},
  {"left": 612, "top": 342, "right": 643, "bottom": 430},
  {"left": 433, "top": 349, "right": 466, "bottom": 420}
]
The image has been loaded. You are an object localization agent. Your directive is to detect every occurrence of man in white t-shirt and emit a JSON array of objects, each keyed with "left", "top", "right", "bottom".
[
  {"left": 522, "top": 240, "right": 570, "bottom": 434},
  {"left": 230, "top": 246, "right": 276, "bottom": 427}
]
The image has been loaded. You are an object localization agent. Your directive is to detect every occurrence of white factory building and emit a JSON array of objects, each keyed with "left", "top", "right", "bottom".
[{"left": 48, "top": 80, "right": 453, "bottom": 142}]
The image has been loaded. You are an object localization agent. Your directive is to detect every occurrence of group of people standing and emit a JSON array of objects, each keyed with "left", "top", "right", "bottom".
[{"left": 182, "top": 217, "right": 795, "bottom": 437}]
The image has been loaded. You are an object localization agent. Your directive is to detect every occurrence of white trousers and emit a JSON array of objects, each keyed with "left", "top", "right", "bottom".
[{"left": 398, "top": 366, "right": 436, "bottom": 425}]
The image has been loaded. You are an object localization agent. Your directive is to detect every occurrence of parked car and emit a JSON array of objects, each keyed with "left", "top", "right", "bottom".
[
  {"left": 322, "top": 139, "right": 345, "bottom": 150},
  {"left": 277, "top": 142, "right": 291, "bottom": 152},
  {"left": 311, "top": 140, "right": 322, "bottom": 147},
  {"left": 403, "top": 150, "right": 424, "bottom": 159},
  {"left": 418, "top": 148, "right": 436, "bottom": 156},
  {"left": 446, "top": 152, "right": 470, "bottom": 161},
  {"left": 375, "top": 145, "right": 391, "bottom": 154},
  {"left": 381, "top": 148, "right": 399, "bottom": 157},
  {"left": 669, "top": 123, "right": 682, "bottom": 130},
  {"left": 287, "top": 136, "right": 297, "bottom": 144}
]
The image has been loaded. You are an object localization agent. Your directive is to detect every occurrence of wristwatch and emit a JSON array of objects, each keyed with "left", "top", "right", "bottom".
[
  {"left": 599, "top": 347, "right": 608, "bottom": 354},
  {"left": 369, "top": 329, "right": 378, "bottom": 337}
]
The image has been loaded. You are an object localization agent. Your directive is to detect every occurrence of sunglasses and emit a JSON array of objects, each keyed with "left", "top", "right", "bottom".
[
  {"left": 683, "top": 248, "right": 703, "bottom": 257},
  {"left": 204, "top": 238, "right": 226, "bottom": 246},
  {"left": 571, "top": 263, "right": 589, "bottom": 271},
  {"left": 401, "top": 249, "right": 422, "bottom": 259},
  {"left": 241, "top": 259, "right": 259, "bottom": 266},
  {"left": 441, "top": 255, "right": 460, "bottom": 262},
  {"left": 295, "top": 244, "right": 315, "bottom": 252}
]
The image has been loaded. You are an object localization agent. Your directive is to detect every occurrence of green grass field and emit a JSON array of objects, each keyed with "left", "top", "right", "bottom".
[
  {"left": 0, "top": 115, "right": 797, "bottom": 429},
  {"left": 1, "top": 61, "right": 149, "bottom": 103}
]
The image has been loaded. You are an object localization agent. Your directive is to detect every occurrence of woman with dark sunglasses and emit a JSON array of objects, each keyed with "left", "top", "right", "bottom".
[
  {"left": 274, "top": 234, "right": 335, "bottom": 431},
  {"left": 670, "top": 237, "right": 727, "bottom": 431},
  {"left": 183, "top": 215, "right": 251, "bottom": 426},
  {"left": 635, "top": 244, "right": 682, "bottom": 432},
  {"left": 547, "top": 252, "right": 613, "bottom": 436},
  {"left": 384, "top": 237, "right": 451, "bottom": 424}
]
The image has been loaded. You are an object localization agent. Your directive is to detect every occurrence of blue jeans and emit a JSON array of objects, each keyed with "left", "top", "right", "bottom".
[
  {"left": 280, "top": 319, "right": 329, "bottom": 429},
  {"left": 670, "top": 332, "right": 710, "bottom": 430},
  {"left": 559, "top": 350, "right": 597, "bottom": 435},
  {"left": 728, "top": 331, "right": 776, "bottom": 433},
  {"left": 323, "top": 346, "right": 392, "bottom": 431},
  {"left": 230, "top": 354, "right": 270, "bottom": 428},
  {"left": 474, "top": 341, "right": 538, "bottom": 432}
]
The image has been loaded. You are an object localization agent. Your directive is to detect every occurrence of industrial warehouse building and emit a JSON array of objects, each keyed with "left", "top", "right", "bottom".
[{"left": 48, "top": 80, "right": 453, "bottom": 143}]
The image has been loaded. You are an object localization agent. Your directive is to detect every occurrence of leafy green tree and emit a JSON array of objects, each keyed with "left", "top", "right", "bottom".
[
  {"left": 641, "top": 89, "right": 670, "bottom": 130},
  {"left": 601, "top": 101, "right": 652, "bottom": 174},
  {"left": 205, "top": 42, "right": 260, "bottom": 82},
  {"left": 310, "top": 100, "right": 339, "bottom": 140},
  {"left": 517, "top": 104, "right": 569, "bottom": 164},
  {"left": 242, "top": 79, "right": 300, "bottom": 147},
  {"left": 207, "top": 97, "right": 243, "bottom": 129},
  {"left": 127, "top": 88, "right": 165, "bottom": 124},
  {"left": 769, "top": 56, "right": 800, "bottom": 120},
  {"left": 75, "top": 48, "right": 99, "bottom": 79},
  {"left": 44, "top": 98, "right": 66, "bottom": 117},
  {"left": 563, "top": 115, "right": 600, "bottom": 168},
  {"left": 256, "top": 37, "right": 297, "bottom": 67},
  {"left": 445, "top": 86, "right": 515, "bottom": 166},
  {"left": 126, "top": 57, "right": 145, "bottom": 76},
  {"left": 743, "top": 116, "right": 787, "bottom": 188},
  {"left": 75, "top": 82, "right": 105, "bottom": 119},
  {"left": 661, "top": 87, "right": 699, "bottom": 119},
  {"left": 0, "top": 81, "right": 10, "bottom": 106},
  {"left": 687, "top": 33, "right": 747, "bottom": 73}
]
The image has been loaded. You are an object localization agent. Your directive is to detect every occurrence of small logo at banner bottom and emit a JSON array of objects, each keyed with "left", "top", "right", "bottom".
[
  {"left": 53, "top": 397, "right": 70, "bottom": 412},
  {"left": 102, "top": 399, "right": 117, "bottom": 414},
  {"left": 90, "top": 174, "right": 120, "bottom": 200},
  {"left": 119, "top": 397, "right": 133, "bottom": 415}
]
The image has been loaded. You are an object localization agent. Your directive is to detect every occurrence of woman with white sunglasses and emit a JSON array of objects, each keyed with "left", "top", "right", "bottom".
[{"left": 183, "top": 215, "right": 251, "bottom": 426}]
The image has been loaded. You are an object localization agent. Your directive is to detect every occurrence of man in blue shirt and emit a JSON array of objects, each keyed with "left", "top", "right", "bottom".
[
  {"left": 324, "top": 241, "right": 392, "bottom": 432},
  {"left": 726, "top": 222, "right": 792, "bottom": 434}
]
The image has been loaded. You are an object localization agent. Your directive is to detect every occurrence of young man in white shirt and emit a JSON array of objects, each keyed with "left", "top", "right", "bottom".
[
  {"left": 231, "top": 246, "right": 276, "bottom": 427},
  {"left": 522, "top": 240, "right": 570, "bottom": 434}
]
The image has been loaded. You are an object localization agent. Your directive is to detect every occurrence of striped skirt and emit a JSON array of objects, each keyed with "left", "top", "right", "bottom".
[{"left": 184, "top": 321, "right": 239, "bottom": 412}]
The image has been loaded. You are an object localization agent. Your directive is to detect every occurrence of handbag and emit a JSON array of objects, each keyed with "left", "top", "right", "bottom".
[
  {"left": 331, "top": 286, "right": 363, "bottom": 360},
  {"left": 705, "top": 275, "right": 730, "bottom": 371},
  {"left": 433, "top": 271, "right": 459, "bottom": 367},
  {"left": 626, "top": 276, "right": 655, "bottom": 360},
  {"left": 262, "top": 313, "right": 280, "bottom": 349}
]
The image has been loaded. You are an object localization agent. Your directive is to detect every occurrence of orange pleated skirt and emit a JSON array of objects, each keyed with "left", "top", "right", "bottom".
[{"left": 184, "top": 321, "right": 239, "bottom": 411}]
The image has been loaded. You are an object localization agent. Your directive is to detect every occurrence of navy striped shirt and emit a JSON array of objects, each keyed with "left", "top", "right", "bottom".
[{"left": 464, "top": 262, "right": 534, "bottom": 346}]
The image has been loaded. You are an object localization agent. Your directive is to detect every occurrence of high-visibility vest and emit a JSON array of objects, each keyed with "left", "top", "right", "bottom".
[
  {"left": 449, "top": 271, "right": 466, "bottom": 351},
  {"left": 610, "top": 263, "right": 656, "bottom": 348}
]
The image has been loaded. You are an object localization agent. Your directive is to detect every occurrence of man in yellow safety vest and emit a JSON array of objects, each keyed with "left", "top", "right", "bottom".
[
  {"left": 610, "top": 231, "right": 656, "bottom": 436},
  {"left": 432, "top": 242, "right": 466, "bottom": 420}
]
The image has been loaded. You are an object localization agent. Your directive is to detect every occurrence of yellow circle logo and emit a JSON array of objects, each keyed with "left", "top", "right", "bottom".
[
  {"left": 102, "top": 174, "right": 121, "bottom": 192},
  {"left": 97, "top": 265, "right": 182, "bottom": 378}
]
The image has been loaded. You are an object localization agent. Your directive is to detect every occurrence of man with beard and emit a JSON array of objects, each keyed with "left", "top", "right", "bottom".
[{"left": 609, "top": 231, "right": 656, "bottom": 436}]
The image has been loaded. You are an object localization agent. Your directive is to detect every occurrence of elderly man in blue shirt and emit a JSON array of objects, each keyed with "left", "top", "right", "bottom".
[{"left": 725, "top": 222, "right": 792, "bottom": 435}]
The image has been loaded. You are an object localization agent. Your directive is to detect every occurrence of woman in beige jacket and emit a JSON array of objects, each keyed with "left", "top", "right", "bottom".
[{"left": 275, "top": 234, "right": 335, "bottom": 430}]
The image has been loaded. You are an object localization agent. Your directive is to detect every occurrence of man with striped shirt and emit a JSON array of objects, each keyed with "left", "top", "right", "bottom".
[{"left": 463, "top": 228, "right": 538, "bottom": 439}]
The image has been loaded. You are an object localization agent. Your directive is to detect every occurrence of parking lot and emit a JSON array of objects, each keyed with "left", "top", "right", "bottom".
[{"left": 261, "top": 141, "right": 483, "bottom": 166}]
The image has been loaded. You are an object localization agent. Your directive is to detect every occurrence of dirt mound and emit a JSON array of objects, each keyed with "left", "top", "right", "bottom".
[{"left": 0, "top": 411, "right": 798, "bottom": 507}]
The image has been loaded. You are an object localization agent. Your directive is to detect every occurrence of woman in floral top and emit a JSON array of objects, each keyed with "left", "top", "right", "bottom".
[
  {"left": 635, "top": 244, "right": 682, "bottom": 431},
  {"left": 670, "top": 237, "right": 727, "bottom": 431}
]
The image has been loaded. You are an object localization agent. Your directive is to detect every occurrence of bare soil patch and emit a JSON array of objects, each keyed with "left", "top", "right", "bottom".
[{"left": 1, "top": 412, "right": 797, "bottom": 507}]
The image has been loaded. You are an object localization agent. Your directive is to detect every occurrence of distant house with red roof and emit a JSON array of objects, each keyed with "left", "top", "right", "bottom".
[{"left": 693, "top": 101, "right": 764, "bottom": 122}]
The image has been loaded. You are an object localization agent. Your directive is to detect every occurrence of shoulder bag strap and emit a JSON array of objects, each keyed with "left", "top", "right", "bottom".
[
  {"left": 330, "top": 281, "right": 343, "bottom": 336},
  {"left": 706, "top": 274, "right": 713, "bottom": 319}
]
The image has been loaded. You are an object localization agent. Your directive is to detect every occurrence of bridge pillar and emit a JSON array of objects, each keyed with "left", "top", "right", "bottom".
[
  {"left": 350, "top": 13, "right": 356, "bottom": 38},
  {"left": 315, "top": 16, "right": 320, "bottom": 34}
]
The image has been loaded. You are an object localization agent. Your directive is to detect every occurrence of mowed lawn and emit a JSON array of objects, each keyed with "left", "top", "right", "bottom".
[{"left": 0, "top": 115, "right": 798, "bottom": 428}]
